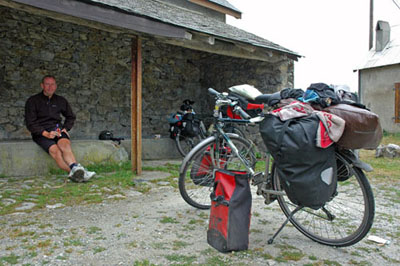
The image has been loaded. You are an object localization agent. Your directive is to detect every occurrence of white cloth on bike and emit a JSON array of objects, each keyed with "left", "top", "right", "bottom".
[
  {"left": 315, "top": 111, "right": 345, "bottom": 148},
  {"left": 271, "top": 100, "right": 314, "bottom": 120}
]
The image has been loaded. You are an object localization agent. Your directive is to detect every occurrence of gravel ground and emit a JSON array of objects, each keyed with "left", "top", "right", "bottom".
[{"left": 0, "top": 160, "right": 399, "bottom": 266}]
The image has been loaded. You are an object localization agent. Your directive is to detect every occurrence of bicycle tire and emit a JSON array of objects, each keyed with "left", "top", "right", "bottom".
[
  {"left": 272, "top": 152, "right": 375, "bottom": 247},
  {"left": 179, "top": 134, "right": 256, "bottom": 209},
  {"left": 175, "top": 130, "right": 203, "bottom": 157}
]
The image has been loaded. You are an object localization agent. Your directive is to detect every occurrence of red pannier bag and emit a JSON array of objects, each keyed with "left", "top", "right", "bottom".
[
  {"left": 324, "top": 104, "right": 383, "bottom": 150},
  {"left": 207, "top": 169, "right": 251, "bottom": 252}
]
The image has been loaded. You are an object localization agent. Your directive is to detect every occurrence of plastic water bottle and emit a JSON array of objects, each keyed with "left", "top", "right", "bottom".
[{"left": 55, "top": 124, "right": 61, "bottom": 137}]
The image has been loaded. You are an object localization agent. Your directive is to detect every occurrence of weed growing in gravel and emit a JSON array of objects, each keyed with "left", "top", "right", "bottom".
[
  {"left": 87, "top": 226, "right": 102, "bottom": 234},
  {"left": 322, "top": 259, "right": 341, "bottom": 265},
  {"left": 93, "top": 246, "right": 106, "bottom": 254},
  {"left": 205, "top": 255, "right": 233, "bottom": 265},
  {"left": 274, "top": 243, "right": 304, "bottom": 262},
  {"left": 126, "top": 241, "right": 138, "bottom": 248},
  {"left": 0, "top": 253, "right": 19, "bottom": 264},
  {"left": 150, "top": 242, "right": 168, "bottom": 250},
  {"left": 172, "top": 240, "right": 190, "bottom": 250},
  {"left": 133, "top": 259, "right": 156, "bottom": 266},
  {"left": 11, "top": 220, "right": 37, "bottom": 227},
  {"left": 160, "top": 216, "right": 179, "bottom": 224},
  {"left": 63, "top": 237, "right": 84, "bottom": 247}
]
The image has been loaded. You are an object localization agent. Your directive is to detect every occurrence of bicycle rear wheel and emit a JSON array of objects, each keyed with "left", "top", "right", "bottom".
[
  {"left": 179, "top": 134, "right": 256, "bottom": 209},
  {"left": 175, "top": 131, "right": 203, "bottom": 157},
  {"left": 224, "top": 123, "right": 245, "bottom": 139},
  {"left": 272, "top": 152, "right": 375, "bottom": 247}
]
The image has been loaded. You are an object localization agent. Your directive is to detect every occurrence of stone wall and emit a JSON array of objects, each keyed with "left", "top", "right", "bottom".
[{"left": 0, "top": 5, "right": 294, "bottom": 144}]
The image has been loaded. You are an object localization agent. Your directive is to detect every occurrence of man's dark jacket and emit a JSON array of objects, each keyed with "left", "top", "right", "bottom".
[{"left": 25, "top": 91, "right": 76, "bottom": 136}]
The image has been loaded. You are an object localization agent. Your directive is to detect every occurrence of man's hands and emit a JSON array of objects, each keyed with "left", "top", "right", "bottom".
[
  {"left": 42, "top": 129, "right": 69, "bottom": 139},
  {"left": 43, "top": 130, "right": 60, "bottom": 139}
]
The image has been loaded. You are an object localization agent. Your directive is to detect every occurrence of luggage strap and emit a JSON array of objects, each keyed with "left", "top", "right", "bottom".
[{"left": 210, "top": 181, "right": 230, "bottom": 207}]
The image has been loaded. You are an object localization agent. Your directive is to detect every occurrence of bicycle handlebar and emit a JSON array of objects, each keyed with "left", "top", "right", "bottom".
[{"left": 208, "top": 88, "right": 220, "bottom": 97}]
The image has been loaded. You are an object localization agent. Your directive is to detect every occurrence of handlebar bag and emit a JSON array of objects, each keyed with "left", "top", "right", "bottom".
[
  {"left": 207, "top": 169, "right": 251, "bottom": 252},
  {"left": 259, "top": 113, "right": 337, "bottom": 210},
  {"left": 323, "top": 104, "right": 383, "bottom": 150}
]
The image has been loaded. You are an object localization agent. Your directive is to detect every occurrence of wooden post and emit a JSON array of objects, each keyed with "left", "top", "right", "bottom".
[
  {"left": 395, "top": 83, "right": 400, "bottom": 123},
  {"left": 131, "top": 37, "right": 142, "bottom": 175}
]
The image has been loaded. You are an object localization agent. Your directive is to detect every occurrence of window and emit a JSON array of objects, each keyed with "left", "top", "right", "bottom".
[{"left": 396, "top": 83, "right": 400, "bottom": 123}]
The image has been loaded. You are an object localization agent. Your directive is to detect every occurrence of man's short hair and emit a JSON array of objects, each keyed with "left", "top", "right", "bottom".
[{"left": 41, "top": 75, "right": 56, "bottom": 83}]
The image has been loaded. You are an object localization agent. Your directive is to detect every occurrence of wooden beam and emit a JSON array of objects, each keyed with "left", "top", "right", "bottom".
[
  {"left": 189, "top": 0, "right": 241, "bottom": 19},
  {"left": 161, "top": 36, "right": 291, "bottom": 63},
  {"left": 395, "top": 83, "right": 400, "bottom": 123},
  {"left": 1, "top": 0, "right": 189, "bottom": 39},
  {"left": 131, "top": 37, "right": 142, "bottom": 175}
]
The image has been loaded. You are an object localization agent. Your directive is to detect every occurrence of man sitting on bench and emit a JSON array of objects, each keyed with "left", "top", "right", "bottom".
[{"left": 25, "top": 75, "right": 95, "bottom": 182}]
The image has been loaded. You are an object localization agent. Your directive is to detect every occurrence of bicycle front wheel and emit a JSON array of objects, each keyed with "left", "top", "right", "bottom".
[
  {"left": 272, "top": 152, "right": 375, "bottom": 247},
  {"left": 179, "top": 134, "right": 256, "bottom": 209}
]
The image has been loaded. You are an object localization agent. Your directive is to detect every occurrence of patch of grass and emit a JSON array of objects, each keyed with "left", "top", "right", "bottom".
[
  {"left": 38, "top": 223, "right": 53, "bottom": 229},
  {"left": 0, "top": 253, "right": 19, "bottom": 264},
  {"left": 172, "top": 240, "right": 190, "bottom": 250},
  {"left": 11, "top": 221, "right": 37, "bottom": 227},
  {"left": 275, "top": 243, "right": 304, "bottom": 262},
  {"left": 323, "top": 259, "right": 341, "bottom": 265},
  {"left": 8, "top": 229, "right": 36, "bottom": 239},
  {"left": 87, "top": 226, "right": 102, "bottom": 234},
  {"left": 277, "top": 250, "right": 304, "bottom": 262},
  {"left": 93, "top": 246, "right": 106, "bottom": 254},
  {"left": 188, "top": 219, "right": 204, "bottom": 225},
  {"left": 133, "top": 259, "right": 156, "bottom": 266},
  {"left": 56, "top": 255, "right": 67, "bottom": 260},
  {"left": 160, "top": 216, "right": 179, "bottom": 224},
  {"left": 126, "top": 241, "right": 138, "bottom": 248},
  {"left": 150, "top": 242, "right": 167, "bottom": 250},
  {"left": 37, "top": 239, "right": 52, "bottom": 249},
  {"left": 164, "top": 254, "right": 196, "bottom": 264},
  {"left": 0, "top": 161, "right": 183, "bottom": 215},
  {"left": 63, "top": 238, "right": 84, "bottom": 247},
  {"left": 205, "top": 255, "right": 231, "bottom": 265},
  {"left": 0, "top": 162, "right": 140, "bottom": 215},
  {"left": 197, "top": 211, "right": 209, "bottom": 219}
]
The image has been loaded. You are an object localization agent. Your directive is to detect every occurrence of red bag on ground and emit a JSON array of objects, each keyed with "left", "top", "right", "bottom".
[{"left": 207, "top": 169, "right": 251, "bottom": 252}]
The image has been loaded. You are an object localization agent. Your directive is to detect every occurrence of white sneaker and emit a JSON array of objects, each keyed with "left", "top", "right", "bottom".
[
  {"left": 83, "top": 169, "right": 96, "bottom": 182},
  {"left": 68, "top": 164, "right": 85, "bottom": 183}
]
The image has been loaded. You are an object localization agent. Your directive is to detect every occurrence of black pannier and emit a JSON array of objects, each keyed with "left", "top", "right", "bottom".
[
  {"left": 259, "top": 113, "right": 337, "bottom": 210},
  {"left": 181, "top": 113, "right": 201, "bottom": 137}
]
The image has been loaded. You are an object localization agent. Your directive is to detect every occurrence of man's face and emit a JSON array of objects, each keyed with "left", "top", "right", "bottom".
[{"left": 41, "top": 77, "right": 57, "bottom": 97}]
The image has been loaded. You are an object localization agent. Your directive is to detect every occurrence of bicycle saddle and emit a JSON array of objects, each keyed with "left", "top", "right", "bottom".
[{"left": 255, "top": 92, "right": 281, "bottom": 106}]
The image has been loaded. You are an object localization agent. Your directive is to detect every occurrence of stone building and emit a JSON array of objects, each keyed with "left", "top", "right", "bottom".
[
  {"left": 356, "top": 21, "right": 400, "bottom": 133},
  {"left": 0, "top": 0, "right": 299, "bottom": 175}
]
